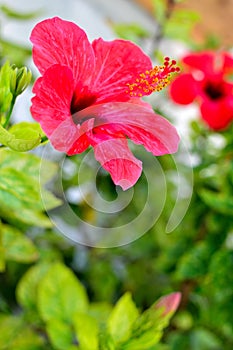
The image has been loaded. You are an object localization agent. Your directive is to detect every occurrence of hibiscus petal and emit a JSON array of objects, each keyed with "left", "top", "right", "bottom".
[
  {"left": 31, "top": 64, "right": 74, "bottom": 135},
  {"left": 223, "top": 53, "right": 233, "bottom": 73},
  {"left": 94, "top": 138, "right": 142, "bottom": 191},
  {"left": 31, "top": 64, "right": 91, "bottom": 152},
  {"left": 74, "top": 102, "right": 180, "bottom": 156},
  {"left": 30, "top": 17, "right": 95, "bottom": 84},
  {"left": 169, "top": 73, "right": 198, "bottom": 105},
  {"left": 182, "top": 52, "right": 215, "bottom": 74},
  {"left": 200, "top": 97, "right": 233, "bottom": 130},
  {"left": 91, "top": 38, "right": 152, "bottom": 102}
]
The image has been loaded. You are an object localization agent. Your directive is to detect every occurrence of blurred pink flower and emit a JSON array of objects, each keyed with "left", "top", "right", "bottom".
[
  {"left": 169, "top": 51, "right": 233, "bottom": 131},
  {"left": 30, "top": 17, "right": 179, "bottom": 190}
]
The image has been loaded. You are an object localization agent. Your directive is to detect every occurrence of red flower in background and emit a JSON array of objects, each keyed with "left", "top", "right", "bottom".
[
  {"left": 169, "top": 51, "right": 233, "bottom": 131},
  {"left": 30, "top": 17, "right": 179, "bottom": 190}
]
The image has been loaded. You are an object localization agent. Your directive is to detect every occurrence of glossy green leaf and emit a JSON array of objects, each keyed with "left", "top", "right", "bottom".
[
  {"left": 0, "top": 315, "right": 44, "bottom": 350},
  {"left": 121, "top": 293, "right": 180, "bottom": 350},
  {"left": 89, "top": 302, "right": 112, "bottom": 329},
  {"left": 0, "top": 148, "right": 58, "bottom": 184},
  {"left": 0, "top": 167, "right": 52, "bottom": 227},
  {"left": 208, "top": 249, "right": 233, "bottom": 300},
  {"left": 176, "top": 242, "right": 211, "bottom": 280},
  {"left": 37, "top": 262, "right": 88, "bottom": 323},
  {"left": 46, "top": 319, "right": 75, "bottom": 350},
  {"left": 0, "top": 123, "right": 41, "bottom": 152},
  {"left": 2, "top": 223, "right": 38, "bottom": 263},
  {"left": 0, "top": 167, "right": 41, "bottom": 203},
  {"left": 9, "top": 121, "right": 44, "bottom": 137},
  {"left": 16, "top": 262, "right": 51, "bottom": 311},
  {"left": 0, "top": 222, "right": 4, "bottom": 271},
  {"left": 73, "top": 313, "right": 99, "bottom": 350},
  {"left": 0, "top": 61, "right": 12, "bottom": 113},
  {"left": 199, "top": 188, "right": 233, "bottom": 215},
  {"left": 99, "top": 333, "right": 115, "bottom": 350},
  {"left": 0, "top": 150, "right": 61, "bottom": 228},
  {"left": 108, "top": 292, "right": 139, "bottom": 344},
  {"left": 121, "top": 329, "right": 162, "bottom": 350}
]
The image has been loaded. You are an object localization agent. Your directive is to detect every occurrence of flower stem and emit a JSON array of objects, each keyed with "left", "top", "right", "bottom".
[{"left": 2, "top": 94, "right": 17, "bottom": 128}]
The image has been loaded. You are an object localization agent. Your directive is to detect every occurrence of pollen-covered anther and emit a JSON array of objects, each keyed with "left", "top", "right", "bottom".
[{"left": 126, "top": 57, "right": 180, "bottom": 97}]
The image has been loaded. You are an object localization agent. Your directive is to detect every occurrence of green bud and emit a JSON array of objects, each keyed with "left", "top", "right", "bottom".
[
  {"left": 9, "top": 64, "right": 17, "bottom": 93},
  {"left": 11, "top": 65, "right": 32, "bottom": 96}
]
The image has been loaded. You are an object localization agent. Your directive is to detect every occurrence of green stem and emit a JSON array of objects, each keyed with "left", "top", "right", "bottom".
[
  {"left": 2, "top": 94, "right": 17, "bottom": 128},
  {"left": 150, "top": 0, "right": 176, "bottom": 53}
]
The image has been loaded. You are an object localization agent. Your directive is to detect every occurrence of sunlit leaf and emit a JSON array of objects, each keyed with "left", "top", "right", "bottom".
[
  {"left": 199, "top": 188, "right": 233, "bottom": 215},
  {"left": 108, "top": 292, "right": 139, "bottom": 343},
  {"left": 16, "top": 262, "right": 51, "bottom": 311},
  {"left": 0, "top": 123, "right": 41, "bottom": 152},
  {"left": 0, "top": 315, "right": 44, "bottom": 350},
  {"left": 2, "top": 223, "right": 38, "bottom": 263},
  {"left": 46, "top": 319, "right": 75, "bottom": 350},
  {"left": 37, "top": 263, "right": 88, "bottom": 323},
  {"left": 73, "top": 313, "right": 99, "bottom": 350}
]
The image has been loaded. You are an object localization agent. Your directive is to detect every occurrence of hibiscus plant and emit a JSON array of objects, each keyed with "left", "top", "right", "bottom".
[{"left": 1, "top": 2, "right": 233, "bottom": 350}]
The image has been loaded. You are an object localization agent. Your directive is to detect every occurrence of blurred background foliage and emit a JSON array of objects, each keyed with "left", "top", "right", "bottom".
[{"left": 0, "top": 1, "right": 233, "bottom": 349}]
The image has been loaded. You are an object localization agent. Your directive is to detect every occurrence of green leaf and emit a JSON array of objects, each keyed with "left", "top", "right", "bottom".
[
  {"left": 0, "top": 5, "right": 41, "bottom": 20},
  {"left": 122, "top": 329, "right": 162, "bottom": 350},
  {"left": 176, "top": 242, "right": 211, "bottom": 280},
  {"left": 0, "top": 167, "right": 52, "bottom": 227},
  {"left": 0, "top": 222, "right": 5, "bottom": 271},
  {"left": 0, "top": 167, "right": 40, "bottom": 203},
  {"left": 152, "top": 0, "right": 166, "bottom": 24},
  {"left": 108, "top": 292, "right": 139, "bottom": 344},
  {"left": 0, "top": 315, "right": 23, "bottom": 349},
  {"left": 46, "top": 319, "right": 75, "bottom": 350},
  {"left": 191, "top": 328, "right": 222, "bottom": 349},
  {"left": 2, "top": 223, "right": 38, "bottom": 263},
  {"left": 0, "top": 148, "right": 58, "bottom": 184},
  {"left": 112, "top": 23, "right": 149, "bottom": 42},
  {"left": 99, "top": 332, "right": 115, "bottom": 350},
  {"left": 16, "top": 262, "right": 51, "bottom": 311},
  {"left": 208, "top": 249, "right": 233, "bottom": 301},
  {"left": 164, "top": 9, "right": 200, "bottom": 42},
  {"left": 0, "top": 40, "right": 32, "bottom": 67},
  {"left": 0, "top": 61, "right": 12, "bottom": 113},
  {"left": 199, "top": 188, "right": 233, "bottom": 215},
  {"left": 0, "top": 315, "right": 44, "bottom": 350},
  {"left": 37, "top": 262, "right": 88, "bottom": 323},
  {"left": 89, "top": 302, "right": 112, "bottom": 329},
  {"left": 0, "top": 150, "right": 61, "bottom": 228},
  {"left": 0, "top": 123, "right": 41, "bottom": 152},
  {"left": 73, "top": 313, "right": 99, "bottom": 350},
  {"left": 121, "top": 293, "right": 180, "bottom": 350},
  {"left": 9, "top": 121, "right": 44, "bottom": 140}
]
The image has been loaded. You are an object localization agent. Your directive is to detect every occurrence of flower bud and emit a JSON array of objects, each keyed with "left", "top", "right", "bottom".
[{"left": 10, "top": 65, "right": 32, "bottom": 96}]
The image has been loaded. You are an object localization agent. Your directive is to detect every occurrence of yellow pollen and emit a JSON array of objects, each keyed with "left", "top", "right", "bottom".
[{"left": 126, "top": 57, "right": 180, "bottom": 98}]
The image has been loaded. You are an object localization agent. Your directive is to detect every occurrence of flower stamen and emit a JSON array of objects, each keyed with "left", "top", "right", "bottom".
[{"left": 126, "top": 57, "right": 180, "bottom": 97}]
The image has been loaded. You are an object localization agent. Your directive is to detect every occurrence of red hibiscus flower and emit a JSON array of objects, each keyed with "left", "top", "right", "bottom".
[
  {"left": 169, "top": 51, "right": 233, "bottom": 131},
  {"left": 30, "top": 17, "right": 180, "bottom": 190}
]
